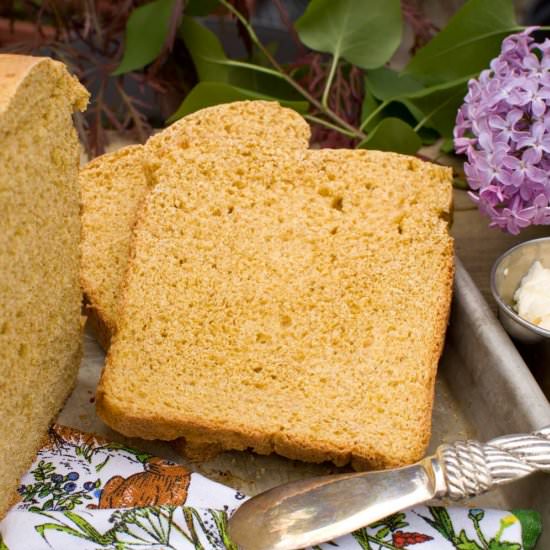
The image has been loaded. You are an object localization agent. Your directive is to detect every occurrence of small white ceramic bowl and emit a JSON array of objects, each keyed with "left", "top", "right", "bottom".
[{"left": 491, "top": 237, "right": 550, "bottom": 344}]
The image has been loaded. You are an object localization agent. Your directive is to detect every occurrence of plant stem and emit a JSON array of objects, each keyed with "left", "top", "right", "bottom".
[
  {"left": 322, "top": 54, "right": 339, "bottom": 110},
  {"left": 303, "top": 114, "right": 357, "bottom": 137},
  {"left": 359, "top": 99, "right": 390, "bottom": 131},
  {"left": 211, "top": 58, "right": 288, "bottom": 79},
  {"left": 218, "top": 0, "right": 367, "bottom": 141}
]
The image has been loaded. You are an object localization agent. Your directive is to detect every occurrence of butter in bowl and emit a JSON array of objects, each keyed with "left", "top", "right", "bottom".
[{"left": 491, "top": 237, "right": 550, "bottom": 344}]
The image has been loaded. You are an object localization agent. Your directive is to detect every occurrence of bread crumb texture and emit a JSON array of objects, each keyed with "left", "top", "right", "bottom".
[
  {"left": 0, "top": 55, "right": 88, "bottom": 517},
  {"left": 80, "top": 101, "right": 310, "bottom": 345},
  {"left": 97, "top": 144, "right": 454, "bottom": 470}
]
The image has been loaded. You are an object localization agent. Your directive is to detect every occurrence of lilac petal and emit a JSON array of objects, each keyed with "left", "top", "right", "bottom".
[{"left": 532, "top": 97, "right": 547, "bottom": 117}]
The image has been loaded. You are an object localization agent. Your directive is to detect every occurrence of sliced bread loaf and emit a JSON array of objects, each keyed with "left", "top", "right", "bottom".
[
  {"left": 0, "top": 55, "right": 88, "bottom": 516},
  {"left": 80, "top": 101, "right": 310, "bottom": 349},
  {"left": 97, "top": 146, "right": 453, "bottom": 470}
]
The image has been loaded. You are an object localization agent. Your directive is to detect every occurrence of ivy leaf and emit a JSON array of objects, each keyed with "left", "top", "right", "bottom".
[
  {"left": 169, "top": 82, "right": 309, "bottom": 122},
  {"left": 359, "top": 118, "right": 421, "bottom": 155},
  {"left": 404, "top": 0, "right": 521, "bottom": 84},
  {"left": 113, "top": 0, "right": 176, "bottom": 75},
  {"left": 295, "top": 0, "right": 402, "bottom": 69}
]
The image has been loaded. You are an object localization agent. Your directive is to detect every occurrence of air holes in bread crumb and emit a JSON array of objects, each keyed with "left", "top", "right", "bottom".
[
  {"left": 18, "top": 344, "right": 28, "bottom": 358},
  {"left": 331, "top": 196, "right": 343, "bottom": 211},
  {"left": 330, "top": 227, "right": 338, "bottom": 235},
  {"left": 318, "top": 187, "right": 331, "bottom": 197},
  {"left": 280, "top": 315, "right": 292, "bottom": 327},
  {"left": 227, "top": 206, "right": 234, "bottom": 214},
  {"left": 256, "top": 333, "right": 271, "bottom": 344}
]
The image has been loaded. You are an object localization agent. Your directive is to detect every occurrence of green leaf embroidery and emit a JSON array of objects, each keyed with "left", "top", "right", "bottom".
[
  {"left": 487, "top": 542, "right": 521, "bottom": 550},
  {"left": 113, "top": 0, "right": 177, "bottom": 75},
  {"left": 63, "top": 511, "right": 108, "bottom": 541},
  {"left": 359, "top": 118, "right": 421, "bottom": 155},
  {"left": 512, "top": 509, "right": 543, "bottom": 550},
  {"left": 295, "top": 0, "right": 402, "bottom": 70},
  {"left": 419, "top": 507, "right": 456, "bottom": 542},
  {"left": 169, "top": 81, "right": 308, "bottom": 122},
  {"left": 404, "top": 0, "right": 521, "bottom": 84}
]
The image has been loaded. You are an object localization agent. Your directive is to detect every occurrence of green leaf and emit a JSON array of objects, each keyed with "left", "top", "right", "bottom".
[
  {"left": 359, "top": 118, "right": 421, "bottom": 155},
  {"left": 365, "top": 68, "right": 469, "bottom": 137},
  {"left": 169, "top": 82, "right": 309, "bottom": 122},
  {"left": 179, "top": 17, "right": 300, "bottom": 99},
  {"left": 406, "top": 81, "right": 467, "bottom": 137},
  {"left": 179, "top": 16, "right": 229, "bottom": 82},
  {"left": 455, "top": 529, "right": 483, "bottom": 550},
  {"left": 186, "top": 0, "right": 219, "bottom": 15},
  {"left": 64, "top": 511, "right": 108, "bottom": 542},
  {"left": 375, "top": 526, "right": 390, "bottom": 540},
  {"left": 441, "top": 137, "right": 455, "bottom": 153},
  {"left": 366, "top": 67, "right": 424, "bottom": 101},
  {"left": 512, "top": 510, "right": 543, "bottom": 550},
  {"left": 113, "top": 0, "right": 176, "bottom": 75},
  {"left": 487, "top": 542, "right": 521, "bottom": 550},
  {"left": 420, "top": 507, "right": 456, "bottom": 542},
  {"left": 36, "top": 523, "right": 89, "bottom": 541},
  {"left": 360, "top": 89, "right": 383, "bottom": 131},
  {"left": 295, "top": 0, "right": 402, "bottom": 69},
  {"left": 404, "top": 0, "right": 521, "bottom": 84}
]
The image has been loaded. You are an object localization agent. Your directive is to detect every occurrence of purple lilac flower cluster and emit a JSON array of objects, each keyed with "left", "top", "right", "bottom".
[{"left": 454, "top": 28, "right": 550, "bottom": 234}]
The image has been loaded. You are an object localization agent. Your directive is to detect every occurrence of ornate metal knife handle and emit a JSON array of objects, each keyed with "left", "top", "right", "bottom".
[{"left": 437, "top": 425, "right": 550, "bottom": 500}]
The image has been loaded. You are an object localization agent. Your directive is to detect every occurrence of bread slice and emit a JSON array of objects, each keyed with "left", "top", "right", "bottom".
[
  {"left": 0, "top": 55, "right": 88, "bottom": 516},
  {"left": 96, "top": 146, "right": 453, "bottom": 470},
  {"left": 80, "top": 101, "right": 310, "bottom": 349}
]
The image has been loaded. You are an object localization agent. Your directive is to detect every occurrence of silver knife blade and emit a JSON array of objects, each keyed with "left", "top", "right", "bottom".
[{"left": 228, "top": 456, "right": 447, "bottom": 550}]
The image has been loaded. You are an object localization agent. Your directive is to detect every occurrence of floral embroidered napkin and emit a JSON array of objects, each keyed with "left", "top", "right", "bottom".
[{"left": 0, "top": 425, "right": 541, "bottom": 550}]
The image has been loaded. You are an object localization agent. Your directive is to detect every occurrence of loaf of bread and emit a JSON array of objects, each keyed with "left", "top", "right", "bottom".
[
  {"left": 0, "top": 55, "right": 88, "bottom": 516},
  {"left": 97, "top": 144, "right": 453, "bottom": 470},
  {"left": 80, "top": 101, "right": 310, "bottom": 349}
]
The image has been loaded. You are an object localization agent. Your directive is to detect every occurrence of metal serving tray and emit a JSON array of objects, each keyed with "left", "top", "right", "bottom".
[{"left": 58, "top": 258, "right": 550, "bottom": 547}]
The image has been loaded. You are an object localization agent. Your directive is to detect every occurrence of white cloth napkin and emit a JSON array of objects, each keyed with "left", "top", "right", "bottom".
[{"left": 0, "top": 425, "right": 532, "bottom": 550}]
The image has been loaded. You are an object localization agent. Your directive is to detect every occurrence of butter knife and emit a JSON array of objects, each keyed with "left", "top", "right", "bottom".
[{"left": 228, "top": 426, "right": 550, "bottom": 550}]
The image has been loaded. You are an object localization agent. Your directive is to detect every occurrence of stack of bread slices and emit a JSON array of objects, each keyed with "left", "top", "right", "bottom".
[{"left": 84, "top": 100, "right": 454, "bottom": 471}]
